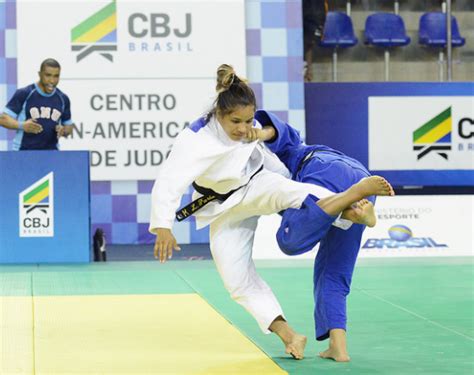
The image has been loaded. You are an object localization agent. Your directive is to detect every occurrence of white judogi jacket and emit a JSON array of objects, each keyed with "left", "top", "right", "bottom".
[{"left": 149, "top": 116, "right": 290, "bottom": 231}]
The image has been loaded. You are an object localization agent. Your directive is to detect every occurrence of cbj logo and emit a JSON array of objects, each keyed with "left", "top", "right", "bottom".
[
  {"left": 19, "top": 173, "right": 54, "bottom": 237},
  {"left": 413, "top": 107, "right": 474, "bottom": 160},
  {"left": 128, "top": 12, "right": 193, "bottom": 53},
  {"left": 128, "top": 13, "right": 192, "bottom": 38},
  {"left": 71, "top": 1, "right": 118, "bottom": 62}
]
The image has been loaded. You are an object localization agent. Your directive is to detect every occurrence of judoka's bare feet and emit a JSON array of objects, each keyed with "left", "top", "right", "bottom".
[
  {"left": 351, "top": 176, "right": 394, "bottom": 198},
  {"left": 285, "top": 334, "right": 307, "bottom": 360},
  {"left": 341, "top": 199, "right": 376, "bottom": 227},
  {"left": 319, "top": 347, "right": 351, "bottom": 362},
  {"left": 269, "top": 316, "right": 307, "bottom": 360},
  {"left": 319, "top": 329, "right": 350, "bottom": 362}
]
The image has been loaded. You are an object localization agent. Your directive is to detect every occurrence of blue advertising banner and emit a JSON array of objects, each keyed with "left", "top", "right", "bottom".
[
  {"left": 0, "top": 151, "right": 90, "bottom": 263},
  {"left": 305, "top": 83, "right": 474, "bottom": 187}
]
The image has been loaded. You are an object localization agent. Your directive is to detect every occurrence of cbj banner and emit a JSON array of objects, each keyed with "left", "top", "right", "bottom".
[
  {"left": 0, "top": 151, "right": 90, "bottom": 264},
  {"left": 305, "top": 83, "right": 474, "bottom": 187},
  {"left": 369, "top": 96, "right": 474, "bottom": 171},
  {"left": 16, "top": 0, "right": 246, "bottom": 180}
]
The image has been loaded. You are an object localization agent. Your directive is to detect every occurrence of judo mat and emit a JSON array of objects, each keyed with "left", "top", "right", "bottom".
[{"left": 1, "top": 257, "right": 473, "bottom": 374}]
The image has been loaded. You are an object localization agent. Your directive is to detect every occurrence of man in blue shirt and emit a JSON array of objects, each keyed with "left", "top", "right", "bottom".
[{"left": 0, "top": 58, "right": 74, "bottom": 150}]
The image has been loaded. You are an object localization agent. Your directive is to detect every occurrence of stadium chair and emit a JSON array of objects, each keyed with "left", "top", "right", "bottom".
[
  {"left": 419, "top": 12, "right": 466, "bottom": 81},
  {"left": 319, "top": 11, "right": 358, "bottom": 82},
  {"left": 364, "top": 13, "right": 411, "bottom": 81}
]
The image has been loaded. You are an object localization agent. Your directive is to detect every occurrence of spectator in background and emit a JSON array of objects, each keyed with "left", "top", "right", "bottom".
[
  {"left": 303, "top": 0, "right": 328, "bottom": 82},
  {"left": 0, "top": 58, "right": 74, "bottom": 150}
]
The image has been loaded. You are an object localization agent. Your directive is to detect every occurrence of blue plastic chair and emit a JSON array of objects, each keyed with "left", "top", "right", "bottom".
[
  {"left": 364, "top": 13, "right": 411, "bottom": 81},
  {"left": 419, "top": 12, "right": 465, "bottom": 81},
  {"left": 319, "top": 11, "right": 358, "bottom": 81},
  {"left": 419, "top": 12, "right": 465, "bottom": 48}
]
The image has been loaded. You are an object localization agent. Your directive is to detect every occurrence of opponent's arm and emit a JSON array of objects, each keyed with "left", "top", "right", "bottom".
[
  {"left": 244, "top": 125, "right": 276, "bottom": 142},
  {"left": 254, "top": 110, "right": 303, "bottom": 155}
]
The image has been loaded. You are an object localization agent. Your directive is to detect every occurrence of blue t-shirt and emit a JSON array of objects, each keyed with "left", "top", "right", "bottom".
[{"left": 3, "top": 83, "right": 73, "bottom": 150}]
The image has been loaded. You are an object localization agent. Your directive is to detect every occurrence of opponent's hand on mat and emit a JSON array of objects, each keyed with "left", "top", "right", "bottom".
[
  {"left": 154, "top": 228, "right": 181, "bottom": 263},
  {"left": 23, "top": 119, "right": 43, "bottom": 134}
]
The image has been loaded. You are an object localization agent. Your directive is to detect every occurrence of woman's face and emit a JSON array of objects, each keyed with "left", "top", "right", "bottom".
[{"left": 217, "top": 105, "right": 255, "bottom": 141}]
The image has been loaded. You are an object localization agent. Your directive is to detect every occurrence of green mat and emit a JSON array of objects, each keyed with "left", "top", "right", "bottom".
[{"left": 1, "top": 258, "right": 473, "bottom": 374}]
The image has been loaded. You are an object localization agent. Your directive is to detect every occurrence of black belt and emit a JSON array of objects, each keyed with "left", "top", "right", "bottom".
[
  {"left": 175, "top": 165, "right": 263, "bottom": 222},
  {"left": 295, "top": 150, "right": 316, "bottom": 176}
]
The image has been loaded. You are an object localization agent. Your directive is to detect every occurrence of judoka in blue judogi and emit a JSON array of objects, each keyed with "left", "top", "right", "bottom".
[{"left": 256, "top": 110, "right": 375, "bottom": 353}]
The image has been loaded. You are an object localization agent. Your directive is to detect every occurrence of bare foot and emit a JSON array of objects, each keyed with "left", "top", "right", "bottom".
[
  {"left": 319, "top": 347, "right": 351, "bottom": 362},
  {"left": 319, "top": 328, "right": 350, "bottom": 362},
  {"left": 285, "top": 334, "right": 307, "bottom": 360},
  {"left": 341, "top": 199, "right": 376, "bottom": 227},
  {"left": 269, "top": 316, "right": 307, "bottom": 360},
  {"left": 352, "top": 176, "right": 395, "bottom": 198}
]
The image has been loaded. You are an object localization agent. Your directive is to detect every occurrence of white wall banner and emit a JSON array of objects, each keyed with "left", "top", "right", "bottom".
[
  {"left": 369, "top": 96, "right": 474, "bottom": 171},
  {"left": 360, "top": 195, "right": 473, "bottom": 257},
  {"left": 17, "top": 0, "right": 246, "bottom": 180},
  {"left": 253, "top": 195, "right": 474, "bottom": 259},
  {"left": 57, "top": 79, "right": 213, "bottom": 180}
]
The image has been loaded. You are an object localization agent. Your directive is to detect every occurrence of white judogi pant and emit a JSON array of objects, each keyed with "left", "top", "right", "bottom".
[{"left": 208, "top": 170, "right": 334, "bottom": 333}]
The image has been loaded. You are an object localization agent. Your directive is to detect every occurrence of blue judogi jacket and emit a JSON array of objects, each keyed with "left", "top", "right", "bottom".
[
  {"left": 256, "top": 110, "right": 370, "bottom": 254},
  {"left": 3, "top": 83, "right": 73, "bottom": 150},
  {"left": 255, "top": 110, "right": 347, "bottom": 179}
]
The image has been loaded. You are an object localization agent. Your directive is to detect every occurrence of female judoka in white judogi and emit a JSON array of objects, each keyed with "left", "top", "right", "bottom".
[{"left": 149, "top": 64, "right": 394, "bottom": 359}]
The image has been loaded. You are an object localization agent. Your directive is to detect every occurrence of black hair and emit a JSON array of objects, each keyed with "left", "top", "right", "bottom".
[
  {"left": 207, "top": 64, "right": 256, "bottom": 120},
  {"left": 40, "top": 58, "right": 61, "bottom": 72}
]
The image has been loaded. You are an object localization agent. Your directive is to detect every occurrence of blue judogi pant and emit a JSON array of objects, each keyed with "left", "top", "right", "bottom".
[
  {"left": 255, "top": 109, "right": 376, "bottom": 341},
  {"left": 277, "top": 150, "right": 374, "bottom": 341}
]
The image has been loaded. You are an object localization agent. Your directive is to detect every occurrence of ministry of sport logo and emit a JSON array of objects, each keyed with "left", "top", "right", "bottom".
[
  {"left": 413, "top": 107, "right": 452, "bottom": 160},
  {"left": 71, "top": 0, "right": 117, "bottom": 62},
  {"left": 19, "top": 173, "right": 54, "bottom": 237}
]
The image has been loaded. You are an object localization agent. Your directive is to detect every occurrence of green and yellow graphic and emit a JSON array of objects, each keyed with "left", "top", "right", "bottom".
[
  {"left": 71, "top": 1, "right": 117, "bottom": 62},
  {"left": 413, "top": 107, "right": 452, "bottom": 160},
  {"left": 23, "top": 179, "right": 50, "bottom": 213},
  {"left": 19, "top": 172, "right": 54, "bottom": 237}
]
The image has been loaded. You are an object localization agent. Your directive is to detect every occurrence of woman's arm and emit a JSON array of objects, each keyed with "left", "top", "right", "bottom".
[{"left": 149, "top": 128, "right": 222, "bottom": 262}]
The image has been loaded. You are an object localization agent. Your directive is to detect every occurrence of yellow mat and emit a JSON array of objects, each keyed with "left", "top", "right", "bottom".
[
  {"left": 0, "top": 296, "right": 34, "bottom": 375},
  {"left": 33, "top": 294, "right": 286, "bottom": 375}
]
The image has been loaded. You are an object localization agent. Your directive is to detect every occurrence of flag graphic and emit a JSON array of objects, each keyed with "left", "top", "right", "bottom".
[
  {"left": 19, "top": 172, "right": 54, "bottom": 237},
  {"left": 23, "top": 178, "right": 50, "bottom": 214},
  {"left": 71, "top": 1, "right": 117, "bottom": 62},
  {"left": 413, "top": 107, "right": 452, "bottom": 160}
]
